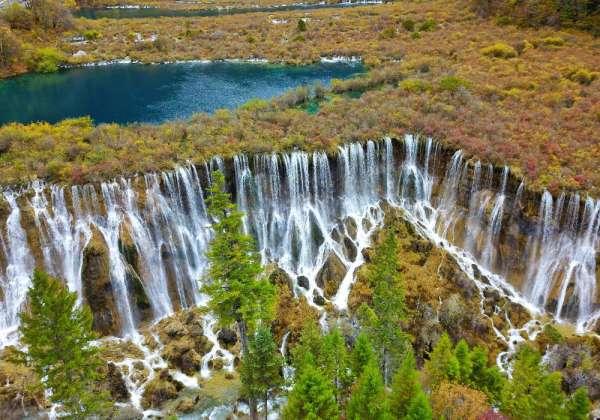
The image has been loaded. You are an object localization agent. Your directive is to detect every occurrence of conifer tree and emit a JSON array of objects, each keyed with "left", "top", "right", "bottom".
[
  {"left": 19, "top": 270, "right": 109, "bottom": 417},
  {"left": 454, "top": 339, "right": 473, "bottom": 383},
  {"left": 321, "top": 328, "right": 352, "bottom": 404},
  {"left": 240, "top": 326, "right": 284, "bottom": 420},
  {"left": 468, "top": 345, "right": 504, "bottom": 403},
  {"left": 347, "top": 360, "right": 390, "bottom": 420},
  {"left": 350, "top": 332, "right": 375, "bottom": 379},
  {"left": 291, "top": 322, "right": 324, "bottom": 374},
  {"left": 283, "top": 364, "right": 339, "bottom": 420},
  {"left": 566, "top": 387, "right": 590, "bottom": 420},
  {"left": 389, "top": 348, "right": 422, "bottom": 418},
  {"left": 359, "top": 229, "right": 407, "bottom": 384},
  {"left": 404, "top": 390, "right": 433, "bottom": 420},
  {"left": 202, "top": 170, "right": 276, "bottom": 419},
  {"left": 424, "top": 333, "right": 459, "bottom": 389}
]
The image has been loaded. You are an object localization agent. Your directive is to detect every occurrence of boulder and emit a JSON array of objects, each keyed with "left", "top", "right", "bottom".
[
  {"left": 344, "top": 217, "right": 358, "bottom": 239},
  {"left": 315, "top": 252, "right": 347, "bottom": 298},
  {"left": 82, "top": 228, "right": 121, "bottom": 336},
  {"left": 155, "top": 309, "right": 212, "bottom": 374},
  {"left": 106, "top": 362, "right": 130, "bottom": 402},
  {"left": 297, "top": 275, "right": 310, "bottom": 290},
  {"left": 342, "top": 237, "right": 357, "bottom": 262},
  {"left": 217, "top": 328, "right": 238, "bottom": 348},
  {"left": 141, "top": 369, "right": 184, "bottom": 409},
  {"left": 176, "top": 397, "right": 196, "bottom": 413},
  {"left": 313, "top": 290, "right": 326, "bottom": 306}
]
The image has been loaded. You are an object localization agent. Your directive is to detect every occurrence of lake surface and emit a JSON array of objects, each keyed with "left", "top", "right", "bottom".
[
  {"left": 0, "top": 61, "right": 362, "bottom": 125},
  {"left": 75, "top": 1, "right": 382, "bottom": 19}
]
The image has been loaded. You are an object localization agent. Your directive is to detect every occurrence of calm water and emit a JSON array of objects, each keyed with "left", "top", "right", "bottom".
[
  {"left": 0, "top": 61, "right": 362, "bottom": 125},
  {"left": 75, "top": 1, "right": 382, "bottom": 19}
]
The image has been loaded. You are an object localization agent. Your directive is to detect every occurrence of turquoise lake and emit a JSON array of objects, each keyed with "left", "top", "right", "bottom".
[{"left": 0, "top": 61, "right": 362, "bottom": 125}]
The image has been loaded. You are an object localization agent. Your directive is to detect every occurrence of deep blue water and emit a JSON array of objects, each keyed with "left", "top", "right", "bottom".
[{"left": 0, "top": 61, "right": 362, "bottom": 125}]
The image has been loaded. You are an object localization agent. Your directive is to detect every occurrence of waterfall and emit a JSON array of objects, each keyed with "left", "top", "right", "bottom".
[{"left": 0, "top": 136, "right": 598, "bottom": 347}]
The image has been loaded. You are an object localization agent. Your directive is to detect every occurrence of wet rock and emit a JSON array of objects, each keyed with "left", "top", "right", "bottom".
[
  {"left": 106, "top": 362, "right": 130, "bottom": 402},
  {"left": 112, "top": 406, "right": 143, "bottom": 420},
  {"left": 344, "top": 217, "right": 358, "bottom": 240},
  {"left": 313, "top": 290, "right": 326, "bottom": 306},
  {"left": 316, "top": 252, "right": 347, "bottom": 298},
  {"left": 362, "top": 218, "right": 372, "bottom": 232},
  {"left": 210, "top": 357, "right": 225, "bottom": 371},
  {"left": 82, "top": 228, "right": 121, "bottom": 336},
  {"left": 297, "top": 275, "right": 310, "bottom": 290},
  {"left": 156, "top": 309, "right": 212, "bottom": 374},
  {"left": 268, "top": 266, "right": 293, "bottom": 290},
  {"left": 141, "top": 369, "right": 184, "bottom": 409},
  {"left": 176, "top": 397, "right": 196, "bottom": 413},
  {"left": 409, "top": 238, "right": 433, "bottom": 255},
  {"left": 343, "top": 237, "right": 358, "bottom": 262},
  {"left": 218, "top": 328, "right": 238, "bottom": 348}
]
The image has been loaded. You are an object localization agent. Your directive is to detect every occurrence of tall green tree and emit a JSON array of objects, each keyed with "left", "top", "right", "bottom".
[
  {"left": 359, "top": 229, "right": 407, "bottom": 384},
  {"left": 566, "top": 387, "right": 591, "bottom": 420},
  {"left": 389, "top": 348, "right": 422, "bottom": 418},
  {"left": 468, "top": 345, "right": 505, "bottom": 403},
  {"left": 454, "top": 339, "right": 473, "bottom": 383},
  {"left": 240, "top": 326, "right": 284, "bottom": 420},
  {"left": 404, "top": 390, "right": 432, "bottom": 420},
  {"left": 321, "top": 328, "right": 352, "bottom": 404},
  {"left": 291, "top": 322, "right": 324, "bottom": 374},
  {"left": 347, "top": 360, "right": 390, "bottom": 420},
  {"left": 424, "top": 333, "right": 459, "bottom": 389},
  {"left": 283, "top": 364, "right": 339, "bottom": 420},
  {"left": 202, "top": 170, "right": 276, "bottom": 419},
  {"left": 501, "top": 345, "right": 570, "bottom": 420},
  {"left": 350, "top": 332, "right": 375, "bottom": 379},
  {"left": 19, "top": 270, "right": 108, "bottom": 417}
]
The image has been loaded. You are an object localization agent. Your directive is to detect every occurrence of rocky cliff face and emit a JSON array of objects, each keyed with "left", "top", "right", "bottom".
[{"left": 0, "top": 136, "right": 596, "bottom": 346}]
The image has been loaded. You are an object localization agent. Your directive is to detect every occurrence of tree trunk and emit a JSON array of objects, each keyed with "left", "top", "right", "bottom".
[
  {"left": 237, "top": 320, "right": 258, "bottom": 420},
  {"left": 264, "top": 392, "right": 269, "bottom": 420}
]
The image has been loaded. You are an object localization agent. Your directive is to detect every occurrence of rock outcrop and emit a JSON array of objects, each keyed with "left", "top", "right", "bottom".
[{"left": 82, "top": 228, "right": 121, "bottom": 336}]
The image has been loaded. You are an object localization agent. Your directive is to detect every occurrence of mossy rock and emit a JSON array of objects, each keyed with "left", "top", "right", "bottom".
[{"left": 141, "top": 369, "right": 184, "bottom": 409}]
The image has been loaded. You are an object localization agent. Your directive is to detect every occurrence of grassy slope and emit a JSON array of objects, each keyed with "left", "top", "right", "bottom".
[{"left": 0, "top": 0, "right": 599, "bottom": 195}]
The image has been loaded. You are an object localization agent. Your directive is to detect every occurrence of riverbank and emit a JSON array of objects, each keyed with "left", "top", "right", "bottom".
[{"left": 0, "top": 0, "right": 598, "bottom": 194}]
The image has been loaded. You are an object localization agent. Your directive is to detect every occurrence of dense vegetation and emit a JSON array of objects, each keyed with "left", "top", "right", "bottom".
[
  {"left": 0, "top": 0, "right": 598, "bottom": 196},
  {"left": 473, "top": 0, "right": 600, "bottom": 35}
]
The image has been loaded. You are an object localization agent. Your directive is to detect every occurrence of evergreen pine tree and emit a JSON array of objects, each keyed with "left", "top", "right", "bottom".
[
  {"left": 202, "top": 170, "right": 276, "bottom": 419},
  {"left": 566, "top": 387, "right": 590, "bottom": 420},
  {"left": 424, "top": 333, "right": 459, "bottom": 389},
  {"left": 501, "top": 345, "right": 570, "bottom": 420},
  {"left": 359, "top": 229, "right": 407, "bottom": 384},
  {"left": 321, "top": 328, "right": 352, "bottom": 404},
  {"left": 283, "top": 364, "right": 339, "bottom": 420},
  {"left": 404, "top": 390, "right": 433, "bottom": 420},
  {"left": 19, "top": 270, "right": 109, "bottom": 417},
  {"left": 240, "top": 326, "right": 284, "bottom": 420},
  {"left": 350, "top": 332, "right": 375, "bottom": 379},
  {"left": 347, "top": 360, "right": 390, "bottom": 420},
  {"left": 389, "top": 348, "right": 421, "bottom": 418},
  {"left": 454, "top": 339, "right": 473, "bottom": 383},
  {"left": 468, "top": 345, "right": 505, "bottom": 404},
  {"left": 291, "top": 322, "right": 324, "bottom": 374}
]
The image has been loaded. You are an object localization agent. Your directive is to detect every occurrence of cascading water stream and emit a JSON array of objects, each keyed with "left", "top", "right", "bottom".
[{"left": 0, "top": 135, "right": 598, "bottom": 358}]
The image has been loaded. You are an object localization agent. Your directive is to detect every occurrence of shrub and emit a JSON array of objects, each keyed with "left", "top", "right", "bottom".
[
  {"left": 0, "top": 26, "right": 22, "bottom": 68},
  {"left": 399, "top": 78, "right": 430, "bottom": 93},
  {"left": 431, "top": 382, "right": 489, "bottom": 420},
  {"left": 1, "top": 3, "right": 34, "bottom": 30},
  {"left": 481, "top": 42, "right": 517, "bottom": 58},
  {"left": 439, "top": 75, "right": 470, "bottom": 93},
  {"left": 418, "top": 18, "right": 437, "bottom": 32},
  {"left": 30, "top": 47, "right": 64, "bottom": 73},
  {"left": 402, "top": 19, "right": 415, "bottom": 31},
  {"left": 540, "top": 36, "right": 565, "bottom": 46},
  {"left": 380, "top": 27, "right": 396, "bottom": 39},
  {"left": 565, "top": 68, "right": 598, "bottom": 85},
  {"left": 297, "top": 19, "right": 307, "bottom": 32},
  {"left": 29, "top": 0, "right": 73, "bottom": 31},
  {"left": 83, "top": 29, "right": 101, "bottom": 41}
]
